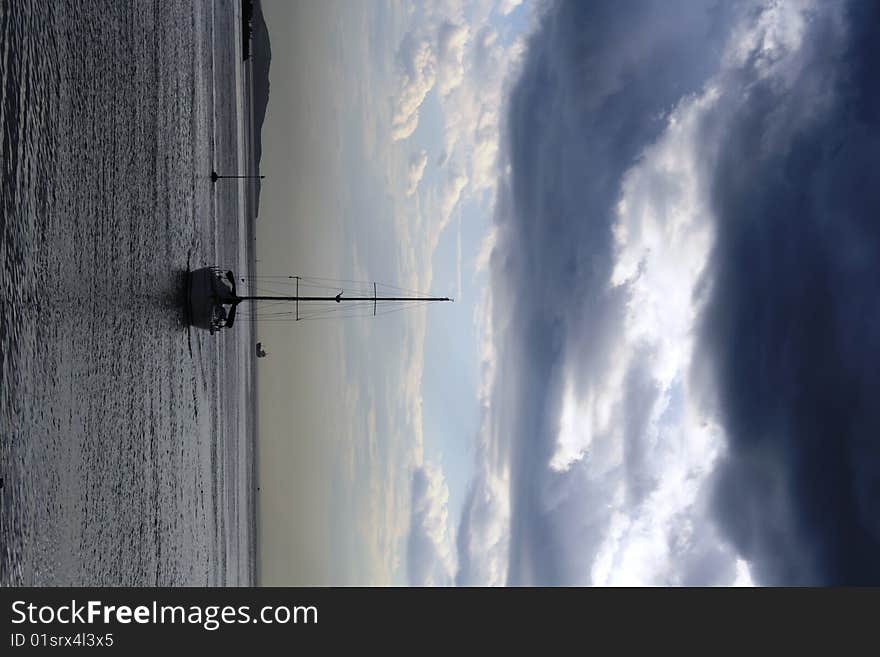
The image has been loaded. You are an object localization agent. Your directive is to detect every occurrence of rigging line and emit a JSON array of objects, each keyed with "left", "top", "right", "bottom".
[
  {"left": 259, "top": 302, "right": 374, "bottom": 317},
  {"left": 298, "top": 304, "right": 377, "bottom": 319},
  {"left": 253, "top": 298, "right": 291, "bottom": 306},
  {"left": 291, "top": 303, "right": 374, "bottom": 319},
  {"left": 379, "top": 299, "right": 435, "bottom": 315},
  {"left": 300, "top": 303, "right": 431, "bottom": 321},
  {"left": 245, "top": 275, "right": 432, "bottom": 297},
  {"left": 243, "top": 298, "right": 437, "bottom": 314},
  {"left": 298, "top": 276, "right": 429, "bottom": 297},
  {"left": 247, "top": 305, "right": 433, "bottom": 322},
  {"left": 298, "top": 311, "right": 380, "bottom": 321},
  {"left": 245, "top": 274, "right": 378, "bottom": 285},
  {"left": 253, "top": 300, "right": 385, "bottom": 312},
  {"left": 248, "top": 282, "right": 371, "bottom": 296},
  {"left": 254, "top": 276, "right": 369, "bottom": 292},
  {"left": 245, "top": 310, "right": 291, "bottom": 317},
  {"left": 297, "top": 275, "right": 381, "bottom": 286},
  {"left": 375, "top": 301, "right": 432, "bottom": 318},
  {"left": 297, "top": 305, "right": 379, "bottom": 320}
]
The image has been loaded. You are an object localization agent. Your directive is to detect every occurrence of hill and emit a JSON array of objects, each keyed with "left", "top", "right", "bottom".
[{"left": 250, "top": 0, "right": 271, "bottom": 217}]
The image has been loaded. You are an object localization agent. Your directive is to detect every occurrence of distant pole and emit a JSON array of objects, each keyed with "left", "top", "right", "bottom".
[{"left": 211, "top": 170, "right": 265, "bottom": 183}]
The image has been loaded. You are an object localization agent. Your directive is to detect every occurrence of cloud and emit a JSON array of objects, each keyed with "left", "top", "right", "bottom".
[
  {"left": 456, "top": 464, "right": 510, "bottom": 586},
  {"left": 390, "top": 0, "right": 528, "bottom": 334},
  {"left": 436, "top": 22, "right": 470, "bottom": 97},
  {"left": 392, "top": 34, "right": 436, "bottom": 141},
  {"left": 440, "top": 169, "right": 469, "bottom": 222},
  {"left": 496, "top": 0, "right": 523, "bottom": 17},
  {"left": 407, "top": 463, "right": 456, "bottom": 585},
  {"left": 459, "top": 0, "right": 880, "bottom": 586},
  {"left": 406, "top": 150, "right": 429, "bottom": 196},
  {"left": 454, "top": 272, "right": 510, "bottom": 585},
  {"left": 458, "top": 0, "right": 748, "bottom": 586},
  {"left": 697, "top": 0, "right": 880, "bottom": 585},
  {"left": 438, "top": 25, "right": 523, "bottom": 196},
  {"left": 474, "top": 225, "right": 497, "bottom": 274}
]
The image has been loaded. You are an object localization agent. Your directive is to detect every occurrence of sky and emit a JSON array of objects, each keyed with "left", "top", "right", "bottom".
[{"left": 256, "top": 0, "right": 880, "bottom": 586}]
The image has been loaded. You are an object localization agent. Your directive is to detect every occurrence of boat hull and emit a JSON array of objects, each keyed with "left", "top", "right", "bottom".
[{"left": 187, "top": 267, "right": 223, "bottom": 331}]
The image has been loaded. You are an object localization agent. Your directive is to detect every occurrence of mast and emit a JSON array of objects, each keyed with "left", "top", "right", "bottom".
[
  {"left": 226, "top": 275, "right": 452, "bottom": 326},
  {"left": 190, "top": 267, "right": 451, "bottom": 332},
  {"left": 236, "top": 294, "right": 451, "bottom": 302}
]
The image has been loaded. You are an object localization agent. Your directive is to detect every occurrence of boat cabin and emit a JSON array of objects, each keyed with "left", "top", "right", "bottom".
[{"left": 187, "top": 267, "right": 240, "bottom": 333}]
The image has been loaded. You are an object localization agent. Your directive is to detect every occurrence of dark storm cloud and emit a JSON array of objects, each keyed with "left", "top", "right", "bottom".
[
  {"left": 700, "top": 2, "right": 880, "bottom": 585},
  {"left": 458, "top": 0, "right": 880, "bottom": 586},
  {"left": 458, "top": 0, "right": 736, "bottom": 585}
]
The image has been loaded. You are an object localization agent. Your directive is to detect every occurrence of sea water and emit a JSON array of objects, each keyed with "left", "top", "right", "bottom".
[{"left": 0, "top": 0, "right": 256, "bottom": 585}]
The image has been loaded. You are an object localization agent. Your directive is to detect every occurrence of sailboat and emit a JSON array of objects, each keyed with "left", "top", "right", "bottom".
[{"left": 186, "top": 266, "right": 452, "bottom": 334}]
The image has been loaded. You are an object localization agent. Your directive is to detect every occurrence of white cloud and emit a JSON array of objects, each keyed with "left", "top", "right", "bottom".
[
  {"left": 456, "top": 462, "right": 510, "bottom": 586},
  {"left": 392, "top": 35, "right": 437, "bottom": 141},
  {"left": 456, "top": 275, "right": 511, "bottom": 586},
  {"left": 407, "top": 463, "right": 456, "bottom": 585},
  {"left": 393, "top": 3, "right": 525, "bottom": 192},
  {"left": 439, "top": 26, "right": 525, "bottom": 196},
  {"left": 496, "top": 0, "right": 523, "bottom": 17},
  {"left": 440, "top": 170, "right": 469, "bottom": 223},
  {"left": 397, "top": 166, "right": 469, "bottom": 291},
  {"left": 436, "top": 22, "right": 470, "bottom": 97},
  {"left": 387, "top": 0, "right": 527, "bottom": 586},
  {"left": 474, "top": 225, "right": 497, "bottom": 273},
  {"left": 406, "top": 150, "right": 429, "bottom": 196}
]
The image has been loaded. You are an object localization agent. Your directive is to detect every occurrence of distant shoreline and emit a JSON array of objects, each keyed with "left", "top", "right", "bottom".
[
  {"left": 242, "top": 53, "right": 261, "bottom": 586},
  {"left": 239, "top": 0, "right": 269, "bottom": 586}
]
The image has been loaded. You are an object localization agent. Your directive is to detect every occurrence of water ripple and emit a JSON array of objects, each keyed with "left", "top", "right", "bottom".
[{"left": 1, "top": 0, "right": 253, "bottom": 586}]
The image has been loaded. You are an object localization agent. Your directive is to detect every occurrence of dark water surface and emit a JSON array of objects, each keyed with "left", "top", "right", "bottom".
[{"left": 1, "top": 0, "right": 256, "bottom": 585}]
